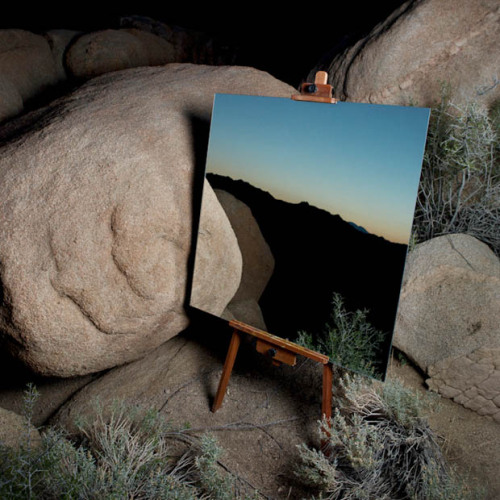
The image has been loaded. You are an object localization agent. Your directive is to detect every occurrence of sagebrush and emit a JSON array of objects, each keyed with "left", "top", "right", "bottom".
[
  {"left": 295, "top": 375, "right": 485, "bottom": 500},
  {"left": 296, "top": 293, "right": 386, "bottom": 379},
  {"left": 0, "top": 384, "right": 256, "bottom": 499}
]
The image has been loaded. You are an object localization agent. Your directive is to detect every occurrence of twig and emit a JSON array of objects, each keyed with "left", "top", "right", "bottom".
[
  {"left": 216, "top": 459, "right": 272, "bottom": 499},
  {"left": 185, "top": 416, "right": 305, "bottom": 453},
  {"left": 159, "top": 369, "right": 219, "bottom": 412},
  {"left": 477, "top": 76, "right": 499, "bottom": 96},
  {"left": 184, "top": 416, "right": 302, "bottom": 435}
]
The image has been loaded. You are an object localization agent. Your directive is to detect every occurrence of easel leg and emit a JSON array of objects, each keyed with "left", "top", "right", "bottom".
[
  {"left": 321, "top": 363, "right": 333, "bottom": 451},
  {"left": 211, "top": 329, "right": 241, "bottom": 412},
  {"left": 321, "top": 362, "right": 333, "bottom": 420}
]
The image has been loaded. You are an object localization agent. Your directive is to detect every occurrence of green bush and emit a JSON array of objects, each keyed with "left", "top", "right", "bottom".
[
  {"left": 0, "top": 385, "right": 254, "bottom": 499},
  {"left": 296, "top": 293, "right": 386, "bottom": 379},
  {"left": 413, "top": 89, "right": 500, "bottom": 256},
  {"left": 295, "top": 375, "right": 485, "bottom": 500}
]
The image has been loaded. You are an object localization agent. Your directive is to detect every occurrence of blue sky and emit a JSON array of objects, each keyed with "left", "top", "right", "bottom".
[{"left": 205, "top": 94, "right": 430, "bottom": 244}]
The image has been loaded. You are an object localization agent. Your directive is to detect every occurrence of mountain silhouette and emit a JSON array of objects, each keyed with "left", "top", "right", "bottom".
[
  {"left": 348, "top": 221, "right": 369, "bottom": 234},
  {"left": 206, "top": 174, "right": 409, "bottom": 372}
]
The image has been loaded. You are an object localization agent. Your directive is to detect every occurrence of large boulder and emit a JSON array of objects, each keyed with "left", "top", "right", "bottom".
[
  {"left": 50, "top": 334, "right": 221, "bottom": 434},
  {"left": 311, "top": 0, "right": 500, "bottom": 108},
  {"left": 0, "top": 29, "right": 62, "bottom": 123},
  {"left": 214, "top": 189, "right": 275, "bottom": 330},
  {"left": 0, "top": 64, "right": 296, "bottom": 377},
  {"left": 394, "top": 234, "right": 500, "bottom": 419},
  {"left": 65, "top": 29, "right": 176, "bottom": 79}
]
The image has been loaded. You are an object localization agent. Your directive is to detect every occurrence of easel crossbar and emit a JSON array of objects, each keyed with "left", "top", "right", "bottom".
[{"left": 229, "top": 320, "right": 329, "bottom": 364}]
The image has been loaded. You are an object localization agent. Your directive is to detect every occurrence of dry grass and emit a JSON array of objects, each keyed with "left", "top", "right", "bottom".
[{"left": 413, "top": 90, "right": 500, "bottom": 256}]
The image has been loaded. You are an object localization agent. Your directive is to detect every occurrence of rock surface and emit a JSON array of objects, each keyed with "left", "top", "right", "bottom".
[
  {"left": 0, "top": 29, "right": 61, "bottom": 123},
  {"left": 0, "top": 19, "right": 237, "bottom": 124},
  {"left": 311, "top": 0, "right": 500, "bottom": 108},
  {"left": 0, "top": 406, "right": 42, "bottom": 450},
  {"left": 214, "top": 189, "right": 274, "bottom": 329},
  {"left": 0, "top": 64, "right": 296, "bottom": 377},
  {"left": 189, "top": 186, "right": 243, "bottom": 318},
  {"left": 427, "top": 347, "right": 500, "bottom": 422},
  {"left": 0, "top": 353, "right": 96, "bottom": 426},
  {"left": 394, "top": 234, "right": 500, "bottom": 418},
  {"left": 65, "top": 29, "right": 176, "bottom": 79}
]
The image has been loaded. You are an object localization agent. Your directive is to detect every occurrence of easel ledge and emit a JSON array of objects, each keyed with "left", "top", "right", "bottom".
[{"left": 229, "top": 320, "right": 329, "bottom": 364}]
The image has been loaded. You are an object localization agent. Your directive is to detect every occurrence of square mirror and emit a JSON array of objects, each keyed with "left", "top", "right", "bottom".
[{"left": 190, "top": 94, "right": 430, "bottom": 380}]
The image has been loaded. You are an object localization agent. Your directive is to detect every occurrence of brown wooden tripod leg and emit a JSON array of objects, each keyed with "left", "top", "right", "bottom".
[
  {"left": 321, "top": 362, "right": 333, "bottom": 450},
  {"left": 322, "top": 362, "right": 333, "bottom": 420},
  {"left": 211, "top": 329, "right": 242, "bottom": 412}
]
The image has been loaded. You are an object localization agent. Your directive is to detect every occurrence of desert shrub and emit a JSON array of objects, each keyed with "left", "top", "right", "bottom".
[
  {"left": 295, "top": 375, "right": 485, "bottom": 500},
  {"left": 194, "top": 433, "right": 237, "bottom": 500},
  {"left": 412, "top": 89, "right": 500, "bottom": 256},
  {"left": 0, "top": 385, "right": 253, "bottom": 499},
  {"left": 0, "top": 383, "right": 43, "bottom": 499},
  {"left": 296, "top": 293, "right": 386, "bottom": 379}
]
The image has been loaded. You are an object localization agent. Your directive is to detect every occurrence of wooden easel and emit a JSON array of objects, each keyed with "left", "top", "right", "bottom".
[
  {"left": 211, "top": 72, "right": 337, "bottom": 432},
  {"left": 211, "top": 320, "right": 333, "bottom": 419}
]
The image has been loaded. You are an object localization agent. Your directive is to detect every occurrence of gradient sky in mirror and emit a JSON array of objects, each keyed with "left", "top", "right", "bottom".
[{"left": 206, "top": 94, "right": 430, "bottom": 244}]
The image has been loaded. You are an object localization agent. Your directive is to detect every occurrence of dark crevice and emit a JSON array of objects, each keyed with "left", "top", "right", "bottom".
[{"left": 446, "top": 234, "right": 477, "bottom": 272}]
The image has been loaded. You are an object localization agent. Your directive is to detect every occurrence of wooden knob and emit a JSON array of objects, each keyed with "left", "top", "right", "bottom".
[{"left": 315, "top": 71, "right": 328, "bottom": 85}]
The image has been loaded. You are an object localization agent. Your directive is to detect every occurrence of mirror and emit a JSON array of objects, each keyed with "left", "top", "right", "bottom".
[{"left": 190, "top": 94, "right": 429, "bottom": 380}]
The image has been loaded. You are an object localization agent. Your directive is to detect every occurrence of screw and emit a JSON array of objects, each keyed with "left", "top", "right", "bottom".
[{"left": 306, "top": 84, "right": 317, "bottom": 94}]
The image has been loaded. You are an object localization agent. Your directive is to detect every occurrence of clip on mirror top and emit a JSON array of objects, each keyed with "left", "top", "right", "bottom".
[{"left": 292, "top": 71, "right": 338, "bottom": 104}]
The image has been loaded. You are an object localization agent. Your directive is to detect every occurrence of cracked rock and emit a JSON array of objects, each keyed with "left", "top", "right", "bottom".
[
  {"left": 394, "top": 234, "right": 500, "bottom": 419},
  {"left": 427, "top": 348, "right": 500, "bottom": 422}
]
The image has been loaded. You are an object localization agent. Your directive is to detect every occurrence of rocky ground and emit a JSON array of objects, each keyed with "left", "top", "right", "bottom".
[{"left": 1, "top": 324, "right": 498, "bottom": 499}]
